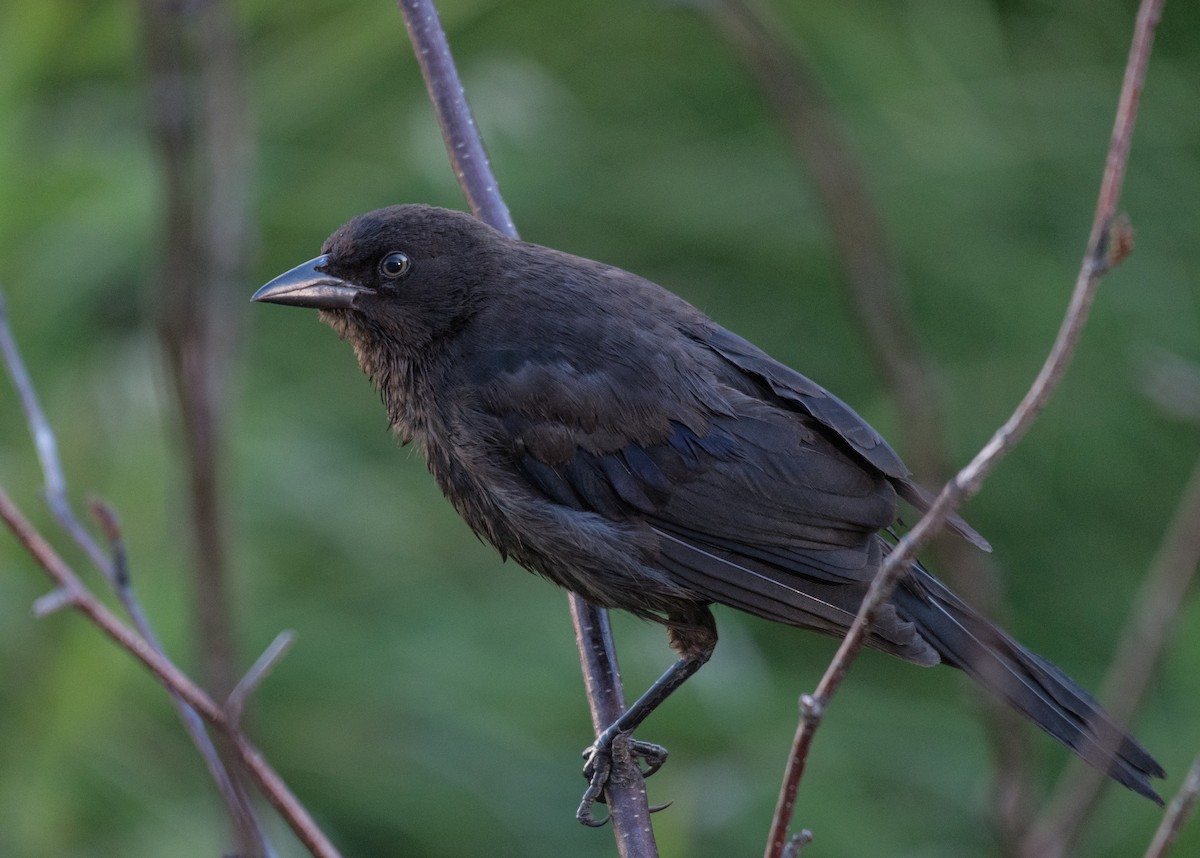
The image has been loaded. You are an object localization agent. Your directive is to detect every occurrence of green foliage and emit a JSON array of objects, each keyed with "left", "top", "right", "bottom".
[{"left": 2, "top": 0, "right": 1198, "bottom": 855}]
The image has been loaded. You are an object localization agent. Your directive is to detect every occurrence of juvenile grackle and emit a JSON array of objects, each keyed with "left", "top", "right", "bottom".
[{"left": 254, "top": 204, "right": 1164, "bottom": 820}]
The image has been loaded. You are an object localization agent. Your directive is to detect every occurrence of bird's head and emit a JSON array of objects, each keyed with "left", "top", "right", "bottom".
[{"left": 253, "top": 204, "right": 504, "bottom": 365}]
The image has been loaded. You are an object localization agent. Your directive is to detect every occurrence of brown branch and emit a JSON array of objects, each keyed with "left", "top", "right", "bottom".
[
  {"left": 395, "top": 1, "right": 657, "bottom": 854},
  {"left": 763, "top": 0, "right": 1163, "bottom": 853},
  {"left": 0, "top": 287, "right": 268, "bottom": 853},
  {"left": 137, "top": 0, "right": 254, "bottom": 701},
  {"left": 137, "top": 0, "right": 257, "bottom": 841},
  {"left": 1143, "top": 754, "right": 1200, "bottom": 858},
  {"left": 698, "top": 0, "right": 1035, "bottom": 843},
  {"left": 0, "top": 490, "right": 340, "bottom": 858}
]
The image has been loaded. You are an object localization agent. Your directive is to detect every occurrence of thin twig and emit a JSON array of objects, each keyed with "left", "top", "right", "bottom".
[
  {"left": 1143, "top": 754, "right": 1200, "bottom": 858},
  {"left": 4, "top": 297, "right": 263, "bottom": 851},
  {"left": 0, "top": 286, "right": 268, "bottom": 852},
  {"left": 698, "top": 0, "right": 1035, "bottom": 842},
  {"left": 395, "top": 1, "right": 657, "bottom": 854},
  {"left": 0, "top": 490, "right": 341, "bottom": 858},
  {"left": 228, "top": 630, "right": 297, "bottom": 727},
  {"left": 396, "top": 0, "right": 515, "bottom": 236},
  {"left": 763, "top": 0, "right": 1163, "bottom": 853}
]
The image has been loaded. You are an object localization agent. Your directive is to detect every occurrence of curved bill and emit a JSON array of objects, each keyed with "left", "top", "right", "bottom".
[{"left": 251, "top": 255, "right": 370, "bottom": 309}]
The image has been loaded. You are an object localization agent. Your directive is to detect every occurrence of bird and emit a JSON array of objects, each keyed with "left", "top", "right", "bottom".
[{"left": 253, "top": 203, "right": 1164, "bottom": 820}]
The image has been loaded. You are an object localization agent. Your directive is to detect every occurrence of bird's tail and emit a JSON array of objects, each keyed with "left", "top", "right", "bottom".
[{"left": 893, "top": 566, "right": 1165, "bottom": 803}]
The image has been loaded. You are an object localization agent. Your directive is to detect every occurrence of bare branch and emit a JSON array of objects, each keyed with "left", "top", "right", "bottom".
[
  {"left": 137, "top": 0, "right": 251, "bottom": 701},
  {"left": 228, "top": 630, "right": 297, "bottom": 728},
  {"left": 0, "top": 285, "right": 271, "bottom": 853},
  {"left": 763, "top": 0, "right": 1164, "bottom": 853},
  {"left": 0, "top": 292, "right": 67, "bottom": 507},
  {"left": 698, "top": 0, "right": 1036, "bottom": 841},
  {"left": 396, "top": 0, "right": 516, "bottom": 236},
  {"left": 395, "top": 1, "right": 657, "bottom": 853},
  {"left": 1143, "top": 754, "right": 1200, "bottom": 858},
  {"left": 0, "top": 290, "right": 109, "bottom": 573},
  {"left": 0, "top": 490, "right": 341, "bottom": 858},
  {"left": 33, "top": 587, "right": 77, "bottom": 618}
]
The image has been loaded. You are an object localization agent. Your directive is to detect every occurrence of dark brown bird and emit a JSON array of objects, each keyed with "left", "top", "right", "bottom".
[{"left": 253, "top": 204, "right": 1164, "bottom": 818}]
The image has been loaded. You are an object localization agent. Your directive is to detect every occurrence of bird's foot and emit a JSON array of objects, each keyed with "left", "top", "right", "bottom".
[{"left": 576, "top": 728, "right": 669, "bottom": 827}]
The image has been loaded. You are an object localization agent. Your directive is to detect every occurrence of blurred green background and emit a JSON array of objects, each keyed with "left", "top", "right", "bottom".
[{"left": 2, "top": 0, "right": 1198, "bottom": 855}]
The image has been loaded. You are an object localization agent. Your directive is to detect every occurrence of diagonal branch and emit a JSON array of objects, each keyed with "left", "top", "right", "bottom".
[
  {"left": 763, "top": 0, "right": 1163, "bottom": 853},
  {"left": 395, "top": 1, "right": 657, "bottom": 853},
  {"left": 698, "top": 0, "right": 1035, "bottom": 841},
  {"left": 0, "top": 287, "right": 269, "bottom": 854},
  {"left": 1143, "top": 754, "right": 1200, "bottom": 858},
  {"left": 0, "top": 489, "right": 340, "bottom": 858}
]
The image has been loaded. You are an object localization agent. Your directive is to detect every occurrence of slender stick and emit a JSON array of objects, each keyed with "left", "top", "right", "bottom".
[
  {"left": 396, "top": 0, "right": 515, "bottom": 237},
  {"left": 570, "top": 599, "right": 658, "bottom": 852},
  {"left": 1143, "top": 754, "right": 1200, "bottom": 858},
  {"left": 0, "top": 288, "right": 268, "bottom": 853},
  {"left": 395, "top": 1, "right": 657, "bottom": 854},
  {"left": 700, "top": 0, "right": 1034, "bottom": 840},
  {"left": 0, "top": 490, "right": 342, "bottom": 858},
  {"left": 763, "top": 0, "right": 1163, "bottom": 853}
]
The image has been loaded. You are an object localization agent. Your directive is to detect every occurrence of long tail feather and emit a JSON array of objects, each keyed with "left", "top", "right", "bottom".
[{"left": 893, "top": 566, "right": 1165, "bottom": 803}]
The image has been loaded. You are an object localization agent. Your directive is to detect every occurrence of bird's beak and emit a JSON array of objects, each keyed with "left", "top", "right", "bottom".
[{"left": 251, "top": 255, "right": 371, "bottom": 310}]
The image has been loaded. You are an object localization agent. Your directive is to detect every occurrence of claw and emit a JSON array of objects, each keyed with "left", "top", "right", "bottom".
[
  {"left": 577, "top": 764, "right": 612, "bottom": 827},
  {"left": 577, "top": 730, "right": 671, "bottom": 826},
  {"left": 578, "top": 735, "right": 615, "bottom": 825}
]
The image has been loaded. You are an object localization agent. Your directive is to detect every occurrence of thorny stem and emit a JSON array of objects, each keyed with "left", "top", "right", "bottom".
[{"left": 763, "top": 0, "right": 1164, "bottom": 854}]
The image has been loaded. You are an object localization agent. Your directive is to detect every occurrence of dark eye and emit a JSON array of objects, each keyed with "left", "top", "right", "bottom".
[{"left": 379, "top": 251, "right": 412, "bottom": 279}]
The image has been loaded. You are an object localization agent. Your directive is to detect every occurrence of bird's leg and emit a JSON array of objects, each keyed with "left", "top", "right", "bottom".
[{"left": 577, "top": 611, "right": 716, "bottom": 826}]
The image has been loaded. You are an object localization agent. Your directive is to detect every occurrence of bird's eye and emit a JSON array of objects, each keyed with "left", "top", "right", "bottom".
[{"left": 379, "top": 251, "right": 412, "bottom": 279}]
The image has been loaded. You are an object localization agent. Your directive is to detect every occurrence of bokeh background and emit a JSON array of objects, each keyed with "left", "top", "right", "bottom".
[{"left": 1, "top": 0, "right": 1198, "bottom": 855}]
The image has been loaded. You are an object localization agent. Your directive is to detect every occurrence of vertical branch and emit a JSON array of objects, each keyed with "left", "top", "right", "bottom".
[
  {"left": 395, "top": 1, "right": 657, "bottom": 854},
  {"left": 570, "top": 600, "right": 657, "bottom": 852},
  {"left": 137, "top": 0, "right": 257, "bottom": 853},
  {"left": 138, "top": 0, "right": 254, "bottom": 700}
]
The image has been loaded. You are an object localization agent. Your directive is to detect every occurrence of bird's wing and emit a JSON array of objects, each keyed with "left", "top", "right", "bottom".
[
  {"left": 702, "top": 325, "right": 991, "bottom": 551},
  {"left": 473, "top": 352, "right": 936, "bottom": 662}
]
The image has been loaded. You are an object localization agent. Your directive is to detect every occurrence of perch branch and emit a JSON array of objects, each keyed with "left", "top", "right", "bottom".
[
  {"left": 396, "top": 1, "right": 657, "bottom": 853},
  {"left": 763, "top": 0, "right": 1162, "bottom": 853}
]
